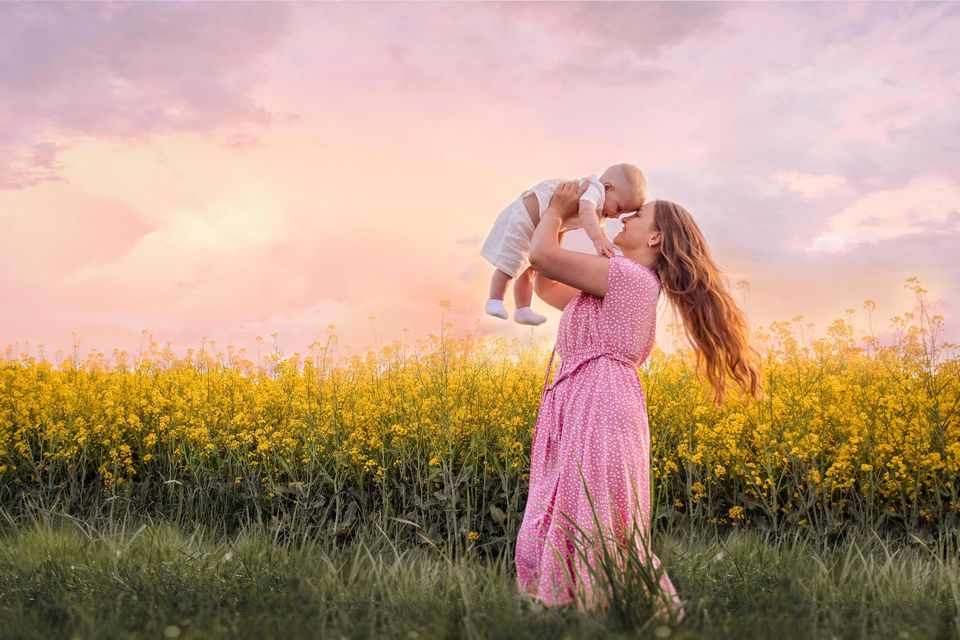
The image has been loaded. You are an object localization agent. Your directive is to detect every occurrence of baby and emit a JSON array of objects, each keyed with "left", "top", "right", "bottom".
[{"left": 481, "top": 163, "right": 647, "bottom": 325}]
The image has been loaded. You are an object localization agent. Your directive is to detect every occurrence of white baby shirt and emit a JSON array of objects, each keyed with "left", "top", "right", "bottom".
[{"left": 521, "top": 175, "right": 605, "bottom": 230}]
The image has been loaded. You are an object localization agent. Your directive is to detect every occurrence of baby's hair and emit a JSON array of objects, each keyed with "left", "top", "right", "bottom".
[
  {"left": 633, "top": 166, "right": 648, "bottom": 205},
  {"left": 610, "top": 162, "right": 647, "bottom": 205}
]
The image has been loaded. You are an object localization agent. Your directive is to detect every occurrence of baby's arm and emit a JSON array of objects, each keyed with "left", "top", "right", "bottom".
[{"left": 578, "top": 202, "right": 616, "bottom": 258}]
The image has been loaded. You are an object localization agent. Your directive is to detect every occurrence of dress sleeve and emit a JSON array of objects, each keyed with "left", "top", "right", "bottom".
[{"left": 603, "top": 256, "right": 660, "bottom": 319}]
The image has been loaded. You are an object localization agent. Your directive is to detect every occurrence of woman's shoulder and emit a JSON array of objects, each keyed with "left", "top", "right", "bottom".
[
  {"left": 611, "top": 255, "right": 659, "bottom": 286},
  {"left": 604, "top": 257, "right": 661, "bottom": 315}
]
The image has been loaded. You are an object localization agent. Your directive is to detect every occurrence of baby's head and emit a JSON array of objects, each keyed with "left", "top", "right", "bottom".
[{"left": 598, "top": 163, "right": 647, "bottom": 218}]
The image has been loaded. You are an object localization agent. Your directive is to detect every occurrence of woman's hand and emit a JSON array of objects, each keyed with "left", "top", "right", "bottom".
[
  {"left": 529, "top": 178, "right": 610, "bottom": 299},
  {"left": 546, "top": 180, "right": 589, "bottom": 221}
]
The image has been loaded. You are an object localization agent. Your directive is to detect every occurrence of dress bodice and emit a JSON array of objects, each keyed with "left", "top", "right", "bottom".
[{"left": 548, "top": 256, "right": 660, "bottom": 388}]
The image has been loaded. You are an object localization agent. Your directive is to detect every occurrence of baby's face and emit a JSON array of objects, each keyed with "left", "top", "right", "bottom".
[{"left": 602, "top": 188, "right": 643, "bottom": 219}]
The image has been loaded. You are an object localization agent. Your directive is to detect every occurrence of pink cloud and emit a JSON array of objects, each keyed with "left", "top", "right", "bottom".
[
  {"left": 774, "top": 172, "right": 849, "bottom": 199},
  {"left": 0, "top": 2, "right": 297, "bottom": 190},
  {"left": 2, "top": 2, "right": 960, "bottom": 360},
  {"left": 808, "top": 178, "right": 960, "bottom": 253}
]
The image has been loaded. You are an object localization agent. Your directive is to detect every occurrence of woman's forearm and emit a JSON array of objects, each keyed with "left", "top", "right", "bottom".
[{"left": 530, "top": 179, "right": 587, "bottom": 277}]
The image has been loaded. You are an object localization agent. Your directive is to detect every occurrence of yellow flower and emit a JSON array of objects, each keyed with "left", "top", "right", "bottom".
[
  {"left": 3, "top": 298, "right": 956, "bottom": 531},
  {"left": 468, "top": 531, "right": 479, "bottom": 542}
]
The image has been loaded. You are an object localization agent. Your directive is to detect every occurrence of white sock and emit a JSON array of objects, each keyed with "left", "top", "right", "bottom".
[
  {"left": 485, "top": 298, "right": 509, "bottom": 320},
  {"left": 514, "top": 306, "right": 547, "bottom": 326}
]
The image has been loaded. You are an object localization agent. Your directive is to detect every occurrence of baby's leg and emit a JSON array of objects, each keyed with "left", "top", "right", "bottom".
[
  {"left": 513, "top": 267, "right": 547, "bottom": 326},
  {"left": 489, "top": 268, "right": 510, "bottom": 301},
  {"left": 485, "top": 269, "right": 511, "bottom": 319}
]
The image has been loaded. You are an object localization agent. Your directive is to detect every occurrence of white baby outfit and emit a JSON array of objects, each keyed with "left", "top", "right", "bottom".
[{"left": 480, "top": 176, "right": 605, "bottom": 279}]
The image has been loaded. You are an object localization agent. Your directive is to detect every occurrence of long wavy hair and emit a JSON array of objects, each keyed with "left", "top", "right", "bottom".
[{"left": 649, "top": 200, "right": 766, "bottom": 406}]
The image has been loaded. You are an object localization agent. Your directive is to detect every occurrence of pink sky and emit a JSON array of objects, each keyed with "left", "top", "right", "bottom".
[{"left": 2, "top": 2, "right": 958, "bottom": 364}]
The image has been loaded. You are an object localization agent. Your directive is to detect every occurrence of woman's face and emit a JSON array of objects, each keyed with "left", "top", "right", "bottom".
[{"left": 613, "top": 201, "right": 658, "bottom": 252}]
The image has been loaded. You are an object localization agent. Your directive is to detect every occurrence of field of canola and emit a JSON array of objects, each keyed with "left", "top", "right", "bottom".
[{"left": 2, "top": 280, "right": 958, "bottom": 553}]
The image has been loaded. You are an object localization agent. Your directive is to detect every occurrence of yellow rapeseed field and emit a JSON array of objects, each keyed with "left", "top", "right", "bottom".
[{"left": 1, "top": 279, "right": 957, "bottom": 542}]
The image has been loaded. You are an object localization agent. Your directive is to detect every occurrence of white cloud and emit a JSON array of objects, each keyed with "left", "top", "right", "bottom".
[
  {"left": 807, "top": 177, "right": 960, "bottom": 252},
  {"left": 774, "top": 171, "right": 848, "bottom": 198},
  {"left": 0, "top": 3, "right": 293, "bottom": 190},
  {"left": 63, "top": 199, "right": 288, "bottom": 291}
]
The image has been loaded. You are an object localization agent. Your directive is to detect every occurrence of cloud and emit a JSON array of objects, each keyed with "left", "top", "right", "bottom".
[
  {"left": 4, "top": 2, "right": 960, "bottom": 356},
  {"left": 278, "top": 2, "right": 731, "bottom": 96},
  {"left": 58, "top": 197, "right": 293, "bottom": 311},
  {"left": 659, "top": 2, "right": 960, "bottom": 194},
  {"left": 0, "top": 188, "right": 155, "bottom": 275},
  {"left": 774, "top": 171, "right": 848, "bottom": 198},
  {"left": 0, "top": 141, "right": 71, "bottom": 190},
  {"left": 498, "top": 2, "right": 731, "bottom": 85},
  {"left": 808, "top": 177, "right": 960, "bottom": 253},
  {"left": 0, "top": 2, "right": 296, "bottom": 190}
]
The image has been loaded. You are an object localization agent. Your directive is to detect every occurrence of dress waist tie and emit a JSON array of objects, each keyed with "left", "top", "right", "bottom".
[
  {"left": 542, "top": 346, "right": 638, "bottom": 394},
  {"left": 533, "top": 346, "right": 640, "bottom": 467}
]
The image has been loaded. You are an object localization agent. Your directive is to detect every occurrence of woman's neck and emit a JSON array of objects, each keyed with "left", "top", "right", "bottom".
[{"left": 620, "top": 246, "right": 658, "bottom": 271}]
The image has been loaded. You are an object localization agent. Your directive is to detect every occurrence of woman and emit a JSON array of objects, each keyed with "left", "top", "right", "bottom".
[{"left": 514, "top": 180, "right": 765, "bottom": 621}]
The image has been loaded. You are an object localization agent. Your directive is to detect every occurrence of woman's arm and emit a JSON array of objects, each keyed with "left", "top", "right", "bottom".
[
  {"left": 532, "top": 227, "right": 581, "bottom": 311},
  {"left": 528, "top": 180, "right": 611, "bottom": 298},
  {"left": 532, "top": 227, "right": 580, "bottom": 310},
  {"left": 533, "top": 273, "right": 581, "bottom": 311}
]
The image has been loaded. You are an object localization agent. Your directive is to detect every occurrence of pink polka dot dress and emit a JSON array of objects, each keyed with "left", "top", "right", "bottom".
[{"left": 514, "top": 256, "right": 684, "bottom": 618}]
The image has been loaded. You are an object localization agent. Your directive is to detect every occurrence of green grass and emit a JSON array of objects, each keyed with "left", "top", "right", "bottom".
[{"left": 1, "top": 510, "right": 958, "bottom": 640}]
